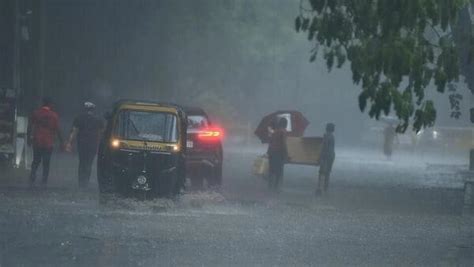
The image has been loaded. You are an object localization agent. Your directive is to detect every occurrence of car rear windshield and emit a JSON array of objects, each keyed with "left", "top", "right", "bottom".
[
  {"left": 115, "top": 110, "right": 178, "bottom": 143},
  {"left": 187, "top": 115, "right": 209, "bottom": 130}
]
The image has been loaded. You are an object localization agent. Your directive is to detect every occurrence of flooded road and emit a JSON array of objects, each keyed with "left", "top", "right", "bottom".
[{"left": 0, "top": 146, "right": 473, "bottom": 266}]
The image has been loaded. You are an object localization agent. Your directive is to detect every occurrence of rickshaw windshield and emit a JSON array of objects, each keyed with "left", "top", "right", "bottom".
[{"left": 114, "top": 109, "right": 179, "bottom": 143}]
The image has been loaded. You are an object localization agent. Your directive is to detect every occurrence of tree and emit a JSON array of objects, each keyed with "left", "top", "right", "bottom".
[
  {"left": 296, "top": 0, "right": 473, "bottom": 132},
  {"left": 455, "top": 2, "right": 474, "bottom": 94}
]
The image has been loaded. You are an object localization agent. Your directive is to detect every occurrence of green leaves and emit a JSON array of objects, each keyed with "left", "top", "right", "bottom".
[
  {"left": 296, "top": 0, "right": 471, "bottom": 132},
  {"left": 434, "top": 68, "right": 447, "bottom": 93},
  {"left": 309, "top": 0, "right": 325, "bottom": 13},
  {"left": 309, "top": 52, "right": 317, "bottom": 62},
  {"left": 448, "top": 83, "right": 463, "bottom": 119},
  {"left": 295, "top": 15, "right": 312, "bottom": 33},
  {"left": 413, "top": 100, "right": 437, "bottom": 131},
  {"left": 359, "top": 91, "right": 368, "bottom": 112},
  {"left": 302, "top": 18, "right": 310, "bottom": 31},
  {"left": 324, "top": 50, "right": 335, "bottom": 70},
  {"left": 295, "top": 16, "right": 302, "bottom": 32}
]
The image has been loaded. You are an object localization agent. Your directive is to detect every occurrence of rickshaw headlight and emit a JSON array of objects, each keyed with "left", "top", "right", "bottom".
[{"left": 111, "top": 139, "right": 120, "bottom": 149}]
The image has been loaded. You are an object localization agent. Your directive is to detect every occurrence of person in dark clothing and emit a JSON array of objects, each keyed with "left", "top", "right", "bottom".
[
  {"left": 383, "top": 124, "right": 396, "bottom": 160},
  {"left": 316, "top": 123, "right": 335, "bottom": 196},
  {"left": 66, "top": 102, "right": 104, "bottom": 188},
  {"left": 267, "top": 117, "right": 289, "bottom": 192},
  {"left": 27, "top": 97, "right": 63, "bottom": 187}
]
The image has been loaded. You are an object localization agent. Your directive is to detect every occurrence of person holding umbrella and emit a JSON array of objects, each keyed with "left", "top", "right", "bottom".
[
  {"left": 255, "top": 111, "right": 309, "bottom": 192},
  {"left": 267, "top": 117, "right": 289, "bottom": 192}
]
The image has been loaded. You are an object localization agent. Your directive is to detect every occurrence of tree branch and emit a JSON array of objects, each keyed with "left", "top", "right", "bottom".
[
  {"left": 299, "top": 0, "right": 314, "bottom": 14},
  {"left": 426, "top": 20, "right": 442, "bottom": 39}
]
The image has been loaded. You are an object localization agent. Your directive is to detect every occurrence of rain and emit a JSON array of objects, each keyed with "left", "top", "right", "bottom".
[{"left": 0, "top": 0, "right": 473, "bottom": 266}]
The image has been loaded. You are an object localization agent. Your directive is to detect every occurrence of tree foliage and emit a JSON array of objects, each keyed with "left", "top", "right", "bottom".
[
  {"left": 296, "top": 0, "right": 471, "bottom": 132},
  {"left": 454, "top": 3, "right": 474, "bottom": 94}
]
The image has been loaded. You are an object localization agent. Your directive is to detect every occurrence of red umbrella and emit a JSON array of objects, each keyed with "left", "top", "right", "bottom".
[{"left": 254, "top": 110, "right": 309, "bottom": 143}]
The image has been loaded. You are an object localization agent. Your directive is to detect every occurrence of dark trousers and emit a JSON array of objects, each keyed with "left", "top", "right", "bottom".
[
  {"left": 317, "top": 156, "right": 334, "bottom": 192},
  {"left": 78, "top": 146, "right": 96, "bottom": 188},
  {"left": 268, "top": 153, "right": 285, "bottom": 190},
  {"left": 30, "top": 146, "right": 53, "bottom": 183}
]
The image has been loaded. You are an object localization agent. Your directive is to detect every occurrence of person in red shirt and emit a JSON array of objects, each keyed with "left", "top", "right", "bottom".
[{"left": 27, "top": 98, "right": 63, "bottom": 186}]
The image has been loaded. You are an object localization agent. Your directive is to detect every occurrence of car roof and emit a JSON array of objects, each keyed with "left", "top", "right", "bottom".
[{"left": 183, "top": 106, "right": 208, "bottom": 116}]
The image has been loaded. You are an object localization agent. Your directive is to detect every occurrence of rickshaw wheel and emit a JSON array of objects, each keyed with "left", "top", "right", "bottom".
[
  {"left": 173, "top": 176, "right": 185, "bottom": 195},
  {"left": 166, "top": 174, "right": 178, "bottom": 198}
]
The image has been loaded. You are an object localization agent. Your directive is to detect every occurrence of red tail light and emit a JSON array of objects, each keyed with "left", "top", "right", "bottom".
[{"left": 198, "top": 128, "right": 223, "bottom": 141}]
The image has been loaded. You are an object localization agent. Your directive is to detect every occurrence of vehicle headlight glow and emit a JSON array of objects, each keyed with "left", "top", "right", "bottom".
[{"left": 111, "top": 139, "right": 120, "bottom": 149}]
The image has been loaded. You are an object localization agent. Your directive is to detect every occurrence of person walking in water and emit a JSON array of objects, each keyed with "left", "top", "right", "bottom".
[
  {"left": 267, "top": 117, "right": 289, "bottom": 192},
  {"left": 383, "top": 123, "right": 397, "bottom": 160},
  {"left": 65, "top": 102, "right": 104, "bottom": 188},
  {"left": 27, "top": 97, "right": 63, "bottom": 187},
  {"left": 316, "top": 123, "right": 335, "bottom": 196}
]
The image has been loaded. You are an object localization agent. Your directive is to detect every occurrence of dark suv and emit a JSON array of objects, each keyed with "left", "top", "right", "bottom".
[{"left": 184, "top": 107, "right": 223, "bottom": 188}]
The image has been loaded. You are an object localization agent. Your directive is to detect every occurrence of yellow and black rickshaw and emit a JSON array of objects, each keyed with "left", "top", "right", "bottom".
[{"left": 97, "top": 100, "right": 187, "bottom": 198}]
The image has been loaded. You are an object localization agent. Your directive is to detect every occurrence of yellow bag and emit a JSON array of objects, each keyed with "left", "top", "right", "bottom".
[{"left": 253, "top": 155, "right": 269, "bottom": 177}]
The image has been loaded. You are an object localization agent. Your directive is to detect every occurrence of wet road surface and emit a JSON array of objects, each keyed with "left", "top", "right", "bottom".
[{"left": 0, "top": 146, "right": 473, "bottom": 266}]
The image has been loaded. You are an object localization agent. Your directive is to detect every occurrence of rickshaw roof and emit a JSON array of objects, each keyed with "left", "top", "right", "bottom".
[{"left": 113, "top": 99, "right": 184, "bottom": 115}]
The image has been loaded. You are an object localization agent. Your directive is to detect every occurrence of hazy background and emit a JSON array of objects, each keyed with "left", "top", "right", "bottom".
[{"left": 39, "top": 0, "right": 472, "bottom": 146}]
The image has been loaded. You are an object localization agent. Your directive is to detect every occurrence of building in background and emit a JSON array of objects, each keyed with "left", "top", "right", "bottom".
[{"left": 0, "top": 0, "right": 43, "bottom": 168}]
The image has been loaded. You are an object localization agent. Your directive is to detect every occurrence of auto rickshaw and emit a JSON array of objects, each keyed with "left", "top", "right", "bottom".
[{"left": 97, "top": 100, "right": 187, "bottom": 198}]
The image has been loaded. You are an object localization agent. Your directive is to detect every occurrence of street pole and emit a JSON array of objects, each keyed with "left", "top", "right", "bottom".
[
  {"left": 468, "top": 2, "right": 474, "bottom": 171},
  {"left": 37, "top": 0, "right": 45, "bottom": 102},
  {"left": 470, "top": 90, "right": 474, "bottom": 170},
  {"left": 13, "top": 0, "right": 20, "bottom": 95}
]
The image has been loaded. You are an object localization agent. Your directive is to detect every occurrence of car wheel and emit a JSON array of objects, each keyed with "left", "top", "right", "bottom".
[
  {"left": 190, "top": 176, "right": 204, "bottom": 190},
  {"left": 167, "top": 174, "right": 178, "bottom": 198},
  {"left": 173, "top": 174, "right": 185, "bottom": 196},
  {"left": 208, "top": 164, "right": 223, "bottom": 188}
]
